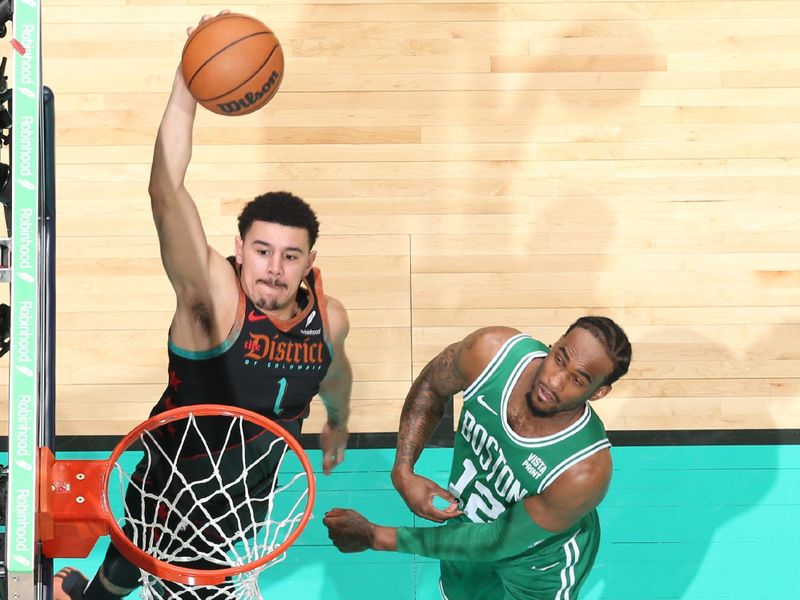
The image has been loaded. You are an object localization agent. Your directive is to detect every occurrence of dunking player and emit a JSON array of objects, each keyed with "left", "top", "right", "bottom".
[
  {"left": 54, "top": 16, "right": 353, "bottom": 600},
  {"left": 324, "top": 317, "right": 630, "bottom": 599}
]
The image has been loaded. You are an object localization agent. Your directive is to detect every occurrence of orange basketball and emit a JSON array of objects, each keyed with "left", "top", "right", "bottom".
[{"left": 181, "top": 13, "right": 284, "bottom": 116}]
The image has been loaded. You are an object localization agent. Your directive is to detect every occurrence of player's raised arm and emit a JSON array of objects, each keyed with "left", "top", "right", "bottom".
[
  {"left": 149, "top": 15, "right": 238, "bottom": 334},
  {"left": 149, "top": 66, "right": 225, "bottom": 297},
  {"left": 391, "top": 326, "right": 521, "bottom": 522}
]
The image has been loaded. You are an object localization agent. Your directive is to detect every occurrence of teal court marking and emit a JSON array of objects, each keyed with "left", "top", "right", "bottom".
[{"left": 31, "top": 445, "right": 799, "bottom": 599}]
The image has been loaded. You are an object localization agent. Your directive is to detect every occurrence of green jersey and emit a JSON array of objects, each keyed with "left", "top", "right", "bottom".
[
  {"left": 449, "top": 333, "right": 611, "bottom": 529},
  {"left": 435, "top": 333, "right": 611, "bottom": 598}
]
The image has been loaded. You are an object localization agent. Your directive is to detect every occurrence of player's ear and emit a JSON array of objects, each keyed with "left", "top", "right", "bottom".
[
  {"left": 235, "top": 236, "right": 244, "bottom": 265},
  {"left": 305, "top": 249, "right": 317, "bottom": 275},
  {"left": 590, "top": 384, "right": 611, "bottom": 402}
]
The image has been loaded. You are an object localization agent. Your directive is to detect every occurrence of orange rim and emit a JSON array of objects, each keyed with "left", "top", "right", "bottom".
[{"left": 102, "top": 404, "right": 316, "bottom": 586}]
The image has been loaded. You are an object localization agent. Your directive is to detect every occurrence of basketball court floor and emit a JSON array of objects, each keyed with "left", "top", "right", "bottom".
[
  {"left": 16, "top": 444, "right": 795, "bottom": 599},
  {"left": 2, "top": 3, "right": 799, "bottom": 599}
]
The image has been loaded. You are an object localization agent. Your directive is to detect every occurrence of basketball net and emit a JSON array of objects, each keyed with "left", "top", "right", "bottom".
[{"left": 107, "top": 412, "right": 312, "bottom": 599}]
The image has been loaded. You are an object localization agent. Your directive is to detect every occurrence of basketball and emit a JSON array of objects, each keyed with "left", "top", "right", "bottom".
[{"left": 180, "top": 13, "right": 284, "bottom": 116}]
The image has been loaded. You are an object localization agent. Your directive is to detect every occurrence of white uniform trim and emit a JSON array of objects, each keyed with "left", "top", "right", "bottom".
[
  {"left": 501, "top": 367, "right": 594, "bottom": 450},
  {"left": 439, "top": 578, "right": 450, "bottom": 600},
  {"left": 555, "top": 531, "right": 581, "bottom": 600},
  {"left": 463, "top": 333, "right": 530, "bottom": 401}
]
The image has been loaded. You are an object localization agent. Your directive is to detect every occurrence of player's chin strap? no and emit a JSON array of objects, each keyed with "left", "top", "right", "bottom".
[{"left": 396, "top": 501, "right": 557, "bottom": 563}]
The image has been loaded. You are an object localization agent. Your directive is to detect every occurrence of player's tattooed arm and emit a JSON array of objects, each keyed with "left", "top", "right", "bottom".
[
  {"left": 391, "top": 329, "right": 500, "bottom": 522},
  {"left": 394, "top": 341, "right": 466, "bottom": 472},
  {"left": 393, "top": 328, "right": 496, "bottom": 473},
  {"left": 390, "top": 341, "right": 467, "bottom": 521}
]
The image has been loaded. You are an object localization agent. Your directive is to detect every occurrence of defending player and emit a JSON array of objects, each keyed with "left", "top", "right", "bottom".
[{"left": 324, "top": 317, "right": 630, "bottom": 599}]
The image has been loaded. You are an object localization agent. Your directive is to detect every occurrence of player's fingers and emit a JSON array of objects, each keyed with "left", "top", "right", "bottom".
[
  {"left": 443, "top": 502, "right": 462, "bottom": 514},
  {"left": 440, "top": 507, "right": 463, "bottom": 520},
  {"left": 420, "top": 507, "right": 452, "bottom": 523},
  {"left": 423, "top": 494, "right": 462, "bottom": 521},
  {"left": 431, "top": 483, "right": 458, "bottom": 505},
  {"left": 323, "top": 447, "right": 345, "bottom": 475},
  {"left": 415, "top": 501, "right": 451, "bottom": 523},
  {"left": 434, "top": 511, "right": 461, "bottom": 522},
  {"left": 322, "top": 507, "right": 344, "bottom": 523},
  {"left": 322, "top": 451, "right": 337, "bottom": 476}
]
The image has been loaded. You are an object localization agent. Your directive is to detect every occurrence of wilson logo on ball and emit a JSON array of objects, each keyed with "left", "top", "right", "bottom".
[{"left": 216, "top": 70, "right": 281, "bottom": 115}]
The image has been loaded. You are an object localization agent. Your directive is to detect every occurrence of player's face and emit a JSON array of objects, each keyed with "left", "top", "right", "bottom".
[
  {"left": 235, "top": 221, "right": 315, "bottom": 315},
  {"left": 528, "top": 327, "right": 615, "bottom": 418}
]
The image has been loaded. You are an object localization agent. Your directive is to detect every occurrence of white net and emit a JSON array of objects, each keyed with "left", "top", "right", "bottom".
[{"left": 107, "top": 412, "right": 312, "bottom": 600}]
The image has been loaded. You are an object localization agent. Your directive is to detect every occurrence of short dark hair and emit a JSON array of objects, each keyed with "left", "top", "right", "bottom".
[
  {"left": 566, "top": 316, "right": 632, "bottom": 386},
  {"left": 237, "top": 192, "right": 320, "bottom": 248}
]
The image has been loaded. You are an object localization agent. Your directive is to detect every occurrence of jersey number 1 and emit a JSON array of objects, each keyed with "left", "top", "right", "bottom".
[{"left": 274, "top": 377, "right": 287, "bottom": 415}]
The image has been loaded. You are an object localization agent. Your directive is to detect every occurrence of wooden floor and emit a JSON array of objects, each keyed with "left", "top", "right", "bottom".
[
  {"left": 1, "top": 0, "right": 799, "bottom": 436},
  {"left": 49, "top": 445, "right": 800, "bottom": 599}
]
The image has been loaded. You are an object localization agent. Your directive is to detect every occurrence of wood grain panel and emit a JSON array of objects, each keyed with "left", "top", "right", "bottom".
[{"left": 1, "top": 0, "right": 796, "bottom": 436}]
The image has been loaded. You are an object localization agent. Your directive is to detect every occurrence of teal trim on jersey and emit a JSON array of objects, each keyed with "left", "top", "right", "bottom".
[
  {"left": 463, "top": 334, "right": 531, "bottom": 401},
  {"left": 166, "top": 302, "right": 244, "bottom": 360},
  {"left": 167, "top": 335, "right": 238, "bottom": 360}
]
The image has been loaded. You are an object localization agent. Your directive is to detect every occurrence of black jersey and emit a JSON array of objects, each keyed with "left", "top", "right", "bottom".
[{"left": 151, "top": 264, "right": 333, "bottom": 441}]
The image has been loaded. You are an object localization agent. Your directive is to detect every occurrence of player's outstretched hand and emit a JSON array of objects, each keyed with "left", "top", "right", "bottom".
[
  {"left": 392, "top": 470, "right": 462, "bottom": 523},
  {"left": 323, "top": 508, "right": 374, "bottom": 553},
  {"left": 173, "top": 10, "right": 233, "bottom": 104},
  {"left": 321, "top": 420, "right": 349, "bottom": 476}
]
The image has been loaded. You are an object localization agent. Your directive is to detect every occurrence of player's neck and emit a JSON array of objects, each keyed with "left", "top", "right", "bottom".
[
  {"left": 255, "top": 301, "right": 300, "bottom": 322},
  {"left": 509, "top": 395, "right": 586, "bottom": 438},
  {"left": 248, "top": 285, "right": 306, "bottom": 322},
  {"left": 507, "top": 365, "right": 587, "bottom": 438}
]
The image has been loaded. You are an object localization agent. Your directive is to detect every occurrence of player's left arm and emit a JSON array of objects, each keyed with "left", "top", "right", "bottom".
[
  {"left": 324, "top": 449, "right": 612, "bottom": 559},
  {"left": 318, "top": 295, "right": 353, "bottom": 475}
]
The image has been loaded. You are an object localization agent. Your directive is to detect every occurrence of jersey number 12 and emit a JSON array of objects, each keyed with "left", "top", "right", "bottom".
[{"left": 449, "top": 457, "right": 505, "bottom": 522}]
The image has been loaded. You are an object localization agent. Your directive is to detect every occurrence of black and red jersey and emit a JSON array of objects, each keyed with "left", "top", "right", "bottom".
[{"left": 151, "top": 264, "right": 333, "bottom": 440}]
